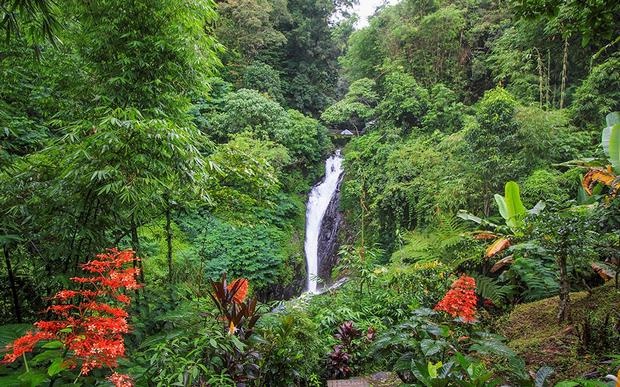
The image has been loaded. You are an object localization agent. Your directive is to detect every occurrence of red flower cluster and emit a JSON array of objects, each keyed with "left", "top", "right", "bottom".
[
  {"left": 107, "top": 372, "right": 134, "bottom": 387},
  {"left": 1, "top": 248, "right": 140, "bottom": 386},
  {"left": 227, "top": 278, "right": 249, "bottom": 304},
  {"left": 434, "top": 275, "right": 477, "bottom": 322}
]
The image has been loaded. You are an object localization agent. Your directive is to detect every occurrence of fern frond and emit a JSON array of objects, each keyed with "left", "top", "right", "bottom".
[
  {"left": 473, "top": 275, "right": 515, "bottom": 305},
  {"left": 512, "top": 258, "right": 559, "bottom": 301}
]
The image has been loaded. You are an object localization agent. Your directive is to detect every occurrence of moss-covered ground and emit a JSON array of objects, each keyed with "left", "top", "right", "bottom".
[{"left": 500, "top": 281, "right": 620, "bottom": 382}]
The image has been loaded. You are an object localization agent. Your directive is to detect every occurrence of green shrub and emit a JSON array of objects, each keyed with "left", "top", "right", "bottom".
[{"left": 255, "top": 309, "right": 326, "bottom": 385}]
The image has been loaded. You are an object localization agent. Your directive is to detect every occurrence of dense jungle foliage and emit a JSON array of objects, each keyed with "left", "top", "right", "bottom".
[{"left": 0, "top": 0, "right": 619, "bottom": 386}]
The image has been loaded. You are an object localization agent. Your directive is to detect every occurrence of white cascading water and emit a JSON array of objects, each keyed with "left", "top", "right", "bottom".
[{"left": 304, "top": 150, "right": 344, "bottom": 293}]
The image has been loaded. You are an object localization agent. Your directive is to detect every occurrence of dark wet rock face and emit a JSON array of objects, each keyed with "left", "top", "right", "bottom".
[{"left": 317, "top": 173, "right": 344, "bottom": 283}]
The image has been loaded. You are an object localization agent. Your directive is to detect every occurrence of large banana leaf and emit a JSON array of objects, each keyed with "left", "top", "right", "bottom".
[
  {"left": 494, "top": 194, "right": 508, "bottom": 220},
  {"left": 608, "top": 124, "right": 620, "bottom": 173},
  {"left": 528, "top": 201, "right": 546, "bottom": 215},
  {"left": 602, "top": 112, "right": 620, "bottom": 156},
  {"left": 485, "top": 238, "right": 511, "bottom": 258},
  {"left": 503, "top": 181, "right": 526, "bottom": 230}
]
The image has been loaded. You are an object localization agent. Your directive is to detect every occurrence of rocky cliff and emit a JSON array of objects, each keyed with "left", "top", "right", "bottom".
[{"left": 317, "top": 174, "right": 344, "bottom": 283}]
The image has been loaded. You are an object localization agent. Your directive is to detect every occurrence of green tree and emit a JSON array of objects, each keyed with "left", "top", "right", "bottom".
[
  {"left": 572, "top": 54, "right": 620, "bottom": 129},
  {"left": 0, "top": 0, "right": 223, "bottom": 312},
  {"left": 465, "top": 87, "right": 521, "bottom": 215},
  {"left": 339, "top": 18, "right": 385, "bottom": 82},
  {"left": 530, "top": 207, "right": 597, "bottom": 322},
  {"left": 377, "top": 69, "right": 430, "bottom": 133},
  {"left": 279, "top": 0, "right": 355, "bottom": 114},
  {"left": 321, "top": 78, "right": 378, "bottom": 134},
  {"left": 209, "top": 89, "right": 330, "bottom": 173},
  {"left": 242, "top": 61, "right": 285, "bottom": 104},
  {"left": 216, "top": 0, "right": 288, "bottom": 65},
  {"left": 209, "top": 88, "right": 291, "bottom": 142}
]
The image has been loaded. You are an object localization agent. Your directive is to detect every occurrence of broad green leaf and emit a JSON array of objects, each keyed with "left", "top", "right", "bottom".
[
  {"left": 603, "top": 112, "right": 620, "bottom": 158},
  {"left": 31, "top": 350, "right": 61, "bottom": 366},
  {"left": 18, "top": 371, "right": 48, "bottom": 387},
  {"left": 0, "top": 374, "right": 22, "bottom": 387},
  {"left": 528, "top": 201, "right": 545, "bottom": 215},
  {"left": 607, "top": 112, "right": 620, "bottom": 127},
  {"left": 602, "top": 125, "right": 611, "bottom": 156},
  {"left": 47, "top": 357, "right": 67, "bottom": 376},
  {"left": 420, "top": 338, "right": 442, "bottom": 356},
  {"left": 41, "top": 340, "right": 64, "bottom": 349},
  {"left": 553, "top": 382, "right": 580, "bottom": 387},
  {"left": 457, "top": 210, "right": 483, "bottom": 224},
  {"left": 494, "top": 194, "right": 508, "bottom": 220},
  {"left": 609, "top": 124, "right": 620, "bottom": 173},
  {"left": 504, "top": 181, "right": 526, "bottom": 229},
  {"left": 427, "top": 361, "right": 442, "bottom": 378}
]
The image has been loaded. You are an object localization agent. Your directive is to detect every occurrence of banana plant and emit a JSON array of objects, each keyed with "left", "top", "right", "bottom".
[
  {"left": 458, "top": 181, "right": 544, "bottom": 261},
  {"left": 560, "top": 112, "right": 620, "bottom": 196},
  {"left": 494, "top": 181, "right": 545, "bottom": 231}
]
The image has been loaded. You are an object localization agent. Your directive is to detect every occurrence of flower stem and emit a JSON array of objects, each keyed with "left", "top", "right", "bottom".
[{"left": 22, "top": 353, "right": 29, "bottom": 373}]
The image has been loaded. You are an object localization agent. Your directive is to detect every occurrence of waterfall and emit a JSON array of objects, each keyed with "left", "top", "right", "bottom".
[{"left": 304, "top": 150, "right": 344, "bottom": 293}]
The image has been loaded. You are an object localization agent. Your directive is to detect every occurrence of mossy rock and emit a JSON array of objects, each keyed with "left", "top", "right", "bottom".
[{"left": 500, "top": 281, "right": 620, "bottom": 382}]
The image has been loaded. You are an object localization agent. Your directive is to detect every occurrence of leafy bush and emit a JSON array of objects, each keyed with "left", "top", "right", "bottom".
[
  {"left": 242, "top": 61, "right": 285, "bottom": 104},
  {"left": 209, "top": 88, "right": 290, "bottom": 143},
  {"left": 521, "top": 169, "right": 571, "bottom": 208},
  {"left": 572, "top": 54, "right": 620, "bottom": 129},
  {"left": 377, "top": 69, "right": 430, "bottom": 132},
  {"left": 188, "top": 215, "right": 286, "bottom": 292},
  {"left": 422, "top": 83, "right": 467, "bottom": 134},
  {"left": 321, "top": 78, "right": 378, "bottom": 134},
  {"left": 326, "top": 321, "right": 375, "bottom": 379},
  {"left": 369, "top": 308, "right": 527, "bottom": 385},
  {"left": 255, "top": 309, "right": 326, "bottom": 385}
]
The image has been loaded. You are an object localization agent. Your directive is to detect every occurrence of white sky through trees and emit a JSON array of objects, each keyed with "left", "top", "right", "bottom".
[{"left": 353, "top": 0, "right": 399, "bottom": 28}]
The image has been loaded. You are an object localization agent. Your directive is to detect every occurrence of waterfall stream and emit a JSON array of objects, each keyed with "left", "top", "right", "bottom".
[{"left": 304, "top": 150, "right": 344, "bottom": 293}]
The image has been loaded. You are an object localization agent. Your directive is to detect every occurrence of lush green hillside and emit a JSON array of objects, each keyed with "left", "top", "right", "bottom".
[{"left": 0, "top": 0, "right": 619, "bottom": 385}]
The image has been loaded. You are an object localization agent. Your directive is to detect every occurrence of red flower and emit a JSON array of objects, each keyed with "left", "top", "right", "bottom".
[
  {"left": 1, "top": 249, "right": 140, "bottom": 382},
  {"left": 1, "top": 331, "right": 54, "bottom": 363},
  {"left": 434, "top": 275, "right": 478, "bottom": 322},
  {"left": 114, "top": 294, "right": 131, "bottom": 304},
  {"left": 107, "top": 372, "right": 134, "bottom": 387},
  {"left": 227, "top": 278, "right": 249, "bottom": 304},
  {"left": 53, "top": 290, "right": 78, "bottom": 301}
]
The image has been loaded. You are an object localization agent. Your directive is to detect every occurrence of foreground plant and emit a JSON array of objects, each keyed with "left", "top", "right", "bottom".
[
  {"left": 207, "top": 274, "right": 262, "bottom": 382},
  {"left": 0, "top": 249, "right": 141, "bottom": 386},
  {"left": 328, "top": 320, "right": 375, "bottom": 379},
  {"left": 369, "top": 308, "right": 526, "bottom": 385},
  {"left": 208, "top": 274, "right": 258, "bottom": 339},
  {"left": 580, "top": 112, "right": 620, "bottom": 196},
  {"left": 435, "top": 275, "right": 478, "bottom": 322}
]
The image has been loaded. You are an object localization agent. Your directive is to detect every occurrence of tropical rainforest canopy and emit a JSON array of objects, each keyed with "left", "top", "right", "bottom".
[{"left": 0, "top": 0, "right": 619, "bottom": 386}]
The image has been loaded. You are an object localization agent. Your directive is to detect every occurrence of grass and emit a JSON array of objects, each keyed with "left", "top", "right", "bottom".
[{"left": 500, "top": 280, "right": 620, "bottom": 382}]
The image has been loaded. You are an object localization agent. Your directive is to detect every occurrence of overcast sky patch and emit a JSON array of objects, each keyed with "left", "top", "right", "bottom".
[{"left": 353, "top": 0, "right": 399, "bottom": 28}]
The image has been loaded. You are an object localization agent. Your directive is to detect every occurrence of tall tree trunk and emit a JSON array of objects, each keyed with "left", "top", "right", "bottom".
[
  {"left": 3, "top": 246, "right": 22, "bottom": 323},
  {"left": 165, "top": 202, "right": 174, "bottom": 284},
  {"left": 559, "top": 37, "right": 569, "bottom": 109},
  {"left": 546, "top": 50, "right": 551, "bottom": 107},
  {"left": 535, "top": 47, "right": 543, "bottom": 108},
  {"left": 557, "top": 255, "right": 571, "bottom": 322},
  {"left": 130, "top": 217, "right": 145, "bottom": 284}
]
